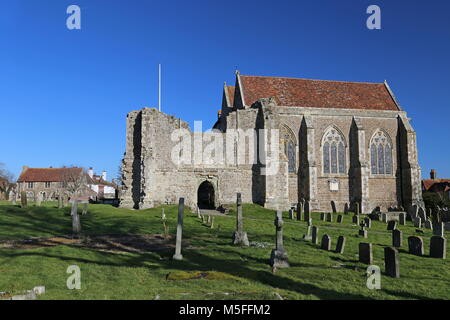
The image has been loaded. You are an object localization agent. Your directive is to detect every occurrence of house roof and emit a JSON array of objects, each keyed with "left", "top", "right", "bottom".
[
  {"left": 90, "top": 176, "right": 117, "bottom": 188},
  {"left": 238, "top": 75, "right": 400, "bottom": 111},
  {"left": 422, "top": 179, "right": 450, "bottom": 191},
  {"left": 17, "top": 167, "right": 85, "bottom": 182}
]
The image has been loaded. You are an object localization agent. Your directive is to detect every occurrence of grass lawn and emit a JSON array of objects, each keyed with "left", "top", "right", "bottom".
[{"left": 0, "top": 200, "right": 448, "bottom": 300}]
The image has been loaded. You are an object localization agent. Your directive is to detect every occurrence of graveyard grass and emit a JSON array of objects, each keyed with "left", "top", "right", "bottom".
[{"left": 0, "top": 201, "right": 449, "bottom": 300}]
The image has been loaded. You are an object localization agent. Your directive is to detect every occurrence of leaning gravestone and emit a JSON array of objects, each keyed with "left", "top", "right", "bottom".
[
  {"left": 359, "top": 243, "right": 373, "bottom": 264},
  {"left": 384, "top": 247, "right": 400, "bottom": 278},
  {"left": 312, "top": 226, "right": 319, "bottom": 245},
  {"left": 20, "top": 191, "right": 27, "bottom": 208},
  {"left": 399, "top": 212, "right": 406, "bottom": 225},
  {"left": 337, "top": 214, "right": 343, "bottom": 223},
  {"left": 335, "top": 236, "right": 346, "bottom": 254},
  {"left": 424, "top": 220, "right": 433, "bottom": 230},
  {"left": 392, "top": 229, "right": 402, "bottom": 248},
  {"left": 269, "top": 210, "right": 289, "bottom": 268},
  {"left": 387, "top": 220, "right": 397, "bottom": 231},
  {"left": 430, "top": 236, "right": 446, "bottom": 259},
  {"left": 331, "top": 201, "right": 337, "bottom": 214},
  {"left": 321, "top": 234, "right": 331, "bottom": 251},
  {"left": 433, "top": 222, "right": 444, "bottom": 237},
  {"left": 408, "top": 236, "right": 424, "bottom": 256},
  {"left": 232, "top": 193, "right": 249, "bottom": 246},
  {"left": 172, "top": 198, "right": 185, "bottom": 260}
]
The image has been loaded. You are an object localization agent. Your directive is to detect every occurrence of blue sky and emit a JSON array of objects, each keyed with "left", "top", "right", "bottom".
[{"left": 1, "top": 0, "right": 449, "bottom": 180}]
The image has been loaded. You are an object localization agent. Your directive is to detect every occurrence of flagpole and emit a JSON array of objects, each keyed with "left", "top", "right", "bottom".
[{"left": 158, "top": 63, "right": 161, "bottom": 112}]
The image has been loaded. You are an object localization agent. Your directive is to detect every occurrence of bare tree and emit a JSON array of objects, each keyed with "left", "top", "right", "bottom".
[{"left": 0, "top": 163, "right": 15, "bottom": 200}]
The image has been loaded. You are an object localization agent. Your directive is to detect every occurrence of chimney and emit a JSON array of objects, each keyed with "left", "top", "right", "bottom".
[
  {"left": 22, "top": 165, "right": 29, "bottom": 172},
  {"left": 430, "top": 169, "right": 437, "bottom": 180},
  {"left": 102, "top": 170, "right": 107, "bottom": 181},
  {"left": 88, "top": 167, "right": 94, "bottom": 178}
]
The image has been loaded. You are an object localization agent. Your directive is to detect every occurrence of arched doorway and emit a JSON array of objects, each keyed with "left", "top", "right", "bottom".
[{"left": 197, "top": 181, "right": 215, "bottom": 209}]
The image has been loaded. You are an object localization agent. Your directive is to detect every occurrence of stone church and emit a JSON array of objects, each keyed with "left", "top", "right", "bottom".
[{"left": 119, "top": 72, "right": 424, "bottom": 213}]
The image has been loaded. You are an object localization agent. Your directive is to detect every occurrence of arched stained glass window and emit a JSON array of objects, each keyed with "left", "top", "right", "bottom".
[
  {"left": 322, "top": 127, "right": 346, "bottom": 175},
  {"left": 281, "top": 125, "right": 297, "bottom": 173},
  {"left": 370, "top": 130, "right": 393, "bottom": 175}
]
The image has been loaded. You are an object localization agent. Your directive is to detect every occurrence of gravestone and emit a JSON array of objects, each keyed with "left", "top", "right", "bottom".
[
  {"left": 424, "top": 220, "right": 433, "bottom": 230},
  {"left": 359, "top": 226, "right": 368, "bottom": 238},
  {"left": 352, "top": 215, "right": 359, "bottom": 225},
  {"left": 344, "top": 203, "right": 349, "bottom": 214},
  {"left": 20, "top": 191, "right": 27, "bottom": 208},
  {"left": 269, "top": 210, "right": 289, "bottom": 268},
  {"left": 197, "top": 207, "right": 201, "bottom": 219},
  {"left": 58, "top": 192, "right": 63, "bottom": 209},
  {"left": 387, "top": 220, "right": 397, "bottom": 231},
  {"left": 289, "top": 209, "right": 294, "bottom": 220},
  {"left": 303, "top": 225, "right": 312, "bottom": 240},
  {"left": 384, "top": 247, "right": 400, "bottom": 278},
  {"left": 70, "top": 200, "right": 81, "bottom": 234},
  {"left": 408, "top": 205, "right": 418, "bottom": 220},
  {"left": 312, "top": 226, "right": 319, "bottom": 244},
  {"left": 381, "top": 213, "right": 387, "bottom": 223},
  {"left": 296, "top": 202, "right": 303, "bottom": 221},
  {"left": 304, "top": 210, "right": 310, "bottom": 222},
  {"left": 429, "top": 236, "right": 446, "bottom": 259},
  {"left": 172, "top": 198, "right": 185, "bottom": 260},
  {"left": 399, "top": 212, "right": 406, "bottom": 225},
  {"left": 335, "top": 236, "right": 346, "bottom": 254},
  {"left": 414, "top": 217, "right": 422, "bottom": 228},
  {"left": 432, "top": 222, "right": 444, "bottom": 237},
  {"left": 82, "top": 203, "right": 88, "bottom": 215},
  {"left": 36, "top": 193, "right": 42, "bottom": 207},
  {"left": 321, "top": 234, "right": 331, "bottom": 251},
  {"left": 327, "top": 213, "right": 333, "bottom": 223},
  {"left": 337, "top": 215, "right": 343, "bottom": 223},
  {"left": 210, "top": 217, "right": 215, "bottom": 229},
  {"left": 331, "top": 201, "right": 337, "bottom": 214},
  {"left": 359, "top": 243, "right": 373, "bottom": 264},
  {"left": 364, "top": 217, "right": 372, "bottom": 228},
  {"left": 320, "top": 213, "right": 326, "bottom": 221},
  {"left": 207, "top": 215, "right": 212, "bottom": 224},
  {"left": 408, "top": 236, "right": 424, "bottom": 256},
  {"left": 355, "top": 202, "right": 360, "bottom": 215},
  {"left": 307, "top": 219, "right": 312, "bottom": 226},
  {"left": 392, "top": 229, "right": 402, "bottom": 248},
  {"left": 232, "top": 193, "right": 249, "bottom": 246},
  {"left": 304, "top": 200, "right": 310, "bottom": 217},
  {"left": 11, "top": 191, "right": 16, "bottom": 205}
]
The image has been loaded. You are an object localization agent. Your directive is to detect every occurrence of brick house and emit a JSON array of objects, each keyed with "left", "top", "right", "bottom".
[{"left": 422, "top": 169, "right": 450, "bottom": 200}]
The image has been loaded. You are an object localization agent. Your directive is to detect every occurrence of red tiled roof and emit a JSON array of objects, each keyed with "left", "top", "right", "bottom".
[
  {"left": 17, "top": 167, "right": 84, "bottom": 182},
  {"left": 225, "top": 85, "right": 235, "bottom": 107},
  {"left": 238, "top": 75, "right": 400, "bottom": 110},
  {"left": 422, "top": 179, "right": 450, "bottom": 191}
]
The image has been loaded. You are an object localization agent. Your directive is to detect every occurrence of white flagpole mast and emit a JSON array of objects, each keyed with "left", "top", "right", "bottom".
[{"left": 158, "top": 63, "right": 161, "bottom": 112}]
